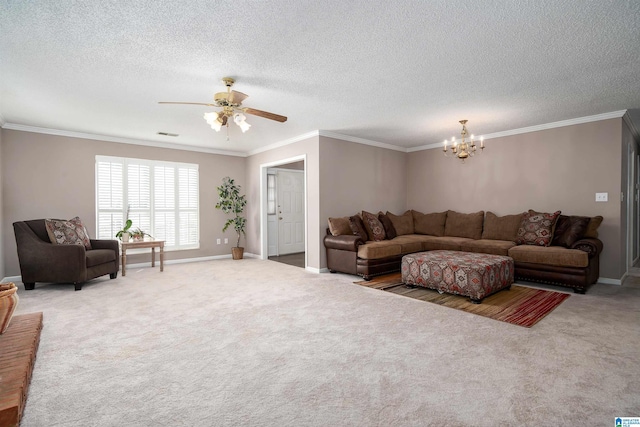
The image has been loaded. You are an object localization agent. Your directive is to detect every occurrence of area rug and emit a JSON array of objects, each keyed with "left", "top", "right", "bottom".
[{"left": 355, "top": 273, "right": 570, "bottom": 328}]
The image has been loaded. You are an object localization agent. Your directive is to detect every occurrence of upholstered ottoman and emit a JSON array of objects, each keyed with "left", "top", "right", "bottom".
[{"left": 401, "top": 250, "right": 514, "bottom": 303}]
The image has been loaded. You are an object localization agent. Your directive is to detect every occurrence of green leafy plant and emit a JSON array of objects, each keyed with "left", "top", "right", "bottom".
[
  {"left": 115, "top": 219, "right": 133, "bottom": 240},
  {"left": 130, "top": 227, "right": 152, "bottom": 241},
  {"left": 215, "top": 176, "right": 247, "bottom": 248}
]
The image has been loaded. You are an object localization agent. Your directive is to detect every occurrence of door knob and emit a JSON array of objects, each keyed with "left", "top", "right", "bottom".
[{"left": 279, "top": 217, "right": 283, "bottom": 220}]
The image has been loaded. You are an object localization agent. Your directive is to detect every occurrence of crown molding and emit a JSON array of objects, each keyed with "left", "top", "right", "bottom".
[
  {"left": 3, "top": 110, "right": 629, "bottom": 157},
  {"left": 318, "top": 130, "right": 407, "bottom": 152},
  {"left": 247, "top": 130, "right": 320, "bottom": 156},
  {"left": 622, "top": 111, "right": 640, "bottom": 143},
  {"left": 1, "top": 123, "right": 247, "bottom": 157},
  {"left": 407, "top": 110, "right": 628, "bottom": 153}
]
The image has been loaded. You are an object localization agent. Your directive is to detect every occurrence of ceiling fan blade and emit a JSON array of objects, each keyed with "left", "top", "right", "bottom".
[
  {"left": 221, "top": 115, "right": 228, "bottom": 126},
  {"left": 243, "top": 108, "right": 287, "bottom": 123},
  {"left": 228, "top": 90, "right": 248, "bottom": 105},
  {"left": 158, "top": 102, "right": 217, "bottom": 107}
]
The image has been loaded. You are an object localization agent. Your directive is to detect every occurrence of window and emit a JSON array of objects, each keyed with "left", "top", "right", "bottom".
[
  {"left": 267, "top": 174, "right": 276, "bottom": 215},
  {"left": 96, "top": 156, "right": 199, "bottom": 250}
]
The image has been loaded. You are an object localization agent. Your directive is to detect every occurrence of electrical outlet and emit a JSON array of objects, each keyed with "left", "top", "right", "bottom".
[
  {"left": 595, "top": 192, "right": 608, "bottom": 202},
  {"left": 216, "top": 238, "right": 221, "bottom": 244},
  {"left": 224, "top": 238, "right": 228, "bottom": 244}
]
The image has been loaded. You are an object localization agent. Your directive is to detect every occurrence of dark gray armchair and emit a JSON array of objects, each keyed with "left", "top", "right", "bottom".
[{"left": 13, "top": 219, "right": 120, "bottom": 291}]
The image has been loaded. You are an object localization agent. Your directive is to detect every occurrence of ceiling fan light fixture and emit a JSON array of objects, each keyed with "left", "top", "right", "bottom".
[
  {"left": 234, "top": 113, "right": 251, "bottom": 133},
  {"left": 160, "top": 77, "right": 287, "bottom": 138},
  {"left": 204, "top": 112, "right": 222, "bottom": 132}
]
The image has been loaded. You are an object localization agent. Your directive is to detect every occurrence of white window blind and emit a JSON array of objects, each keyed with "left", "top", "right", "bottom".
[{"left": 96, "top": 156, "right": 199, "bottom": 250}]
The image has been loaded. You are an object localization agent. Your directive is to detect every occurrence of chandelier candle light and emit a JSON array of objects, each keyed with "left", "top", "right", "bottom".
[{"left": 443, "top": 120, "right": 484, "bottom": 162}]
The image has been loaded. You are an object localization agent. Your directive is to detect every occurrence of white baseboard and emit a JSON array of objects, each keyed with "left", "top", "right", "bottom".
[
  {"left": 3, "top": 253, "right": 264, "bottom": 283},
  {"left": 598, "top": 277, "right": 622, "bottom": 285},
  {"left": 305, "top": 266, "right": 329, "bottom": 274}
]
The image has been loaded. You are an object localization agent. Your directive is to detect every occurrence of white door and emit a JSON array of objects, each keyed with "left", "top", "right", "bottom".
[{"left": 277, "top": 170, "right": 305, "bottom": 254}]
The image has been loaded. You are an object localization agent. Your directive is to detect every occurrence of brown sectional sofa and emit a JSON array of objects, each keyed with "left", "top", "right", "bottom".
[{"left": 324, "top": 210, "right": 604, "bottom": 294}]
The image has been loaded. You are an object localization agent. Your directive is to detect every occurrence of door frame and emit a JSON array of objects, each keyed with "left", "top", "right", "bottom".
[{"left": 259, "top": 155, "right": 307, "bottom": 268}]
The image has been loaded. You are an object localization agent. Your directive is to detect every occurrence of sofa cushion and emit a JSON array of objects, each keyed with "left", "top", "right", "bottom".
[
  {"left": 460, "top": 239, "right": 516, "bottom": 256},
  {"left": 515, "top": 210, "right": 561, "bottom": 246},
  {"left": 552, "top": 215, "right": 590, "bottom": 248},
  {"left": 417, "top": 235, "right": 470, "bottom": 251},
  {"left": 378, "top": 212, "right": 397, "bottom": 240},
  {"left": 387, "top": 211, "right": 414, "bottom": 235},
  {"left": 482, "top": 212, "right": 523, "bottom": 241},
  {"left": 328, "top": 217, "right": 351, "bottom": 236},
  {"left": 357, "top": 241, "right": 402, "bottom": 260},
  {"left": 45, "top": 217, "right": 92, "bottom": 250},
  {"left": 389, "top": 235, "right": 424, "bottom": 254},
  {"left": 584, "top": 215, "right": 603, "bottom": 238},
  {"left": 413, "top": 210, "right": 447, "bottom": 236},
  {"left": 362, "top": 211, "right": 386, "bottom": 241},
  {"left": 508, "top": 245, "right": 588, "bottom": 268},
  {"left": 349, "top": 215, "right": 369, "bottom": 242},
  {"left": 444, "top": 210, "right": 484, "bottom": 240}
]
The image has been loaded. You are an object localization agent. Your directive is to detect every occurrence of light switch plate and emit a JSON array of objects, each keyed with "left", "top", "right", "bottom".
[{"left": 595, "top": 192, "right": 608, "bottom": 202}]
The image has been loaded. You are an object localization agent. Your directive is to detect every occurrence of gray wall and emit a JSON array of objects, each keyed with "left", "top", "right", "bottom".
[
  {"left": 1, "top": 129, "right": 246, "bottom": 276},
  {"left": 1, "top": 118, "right": 630, "bottom": 281},
  {"left": 319, "top": 136, "right": 408, "bottom": 268},
  {"left": 621, "top": 118, "right": 640, "bottom": 275},
  {"left": 245, "top": 136, "right": 320, "bottom": 268},
  {"left": 0, "top": 128, "right": 4, "bottom": 279},
  {"left": 406, "top": 119, "right": 623, "bottom": 280}
]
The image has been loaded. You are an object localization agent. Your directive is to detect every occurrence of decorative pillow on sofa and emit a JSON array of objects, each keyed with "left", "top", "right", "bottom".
[
  {"left": 362, "top": 211, "right": 386, "bottom": 241},
  {"left": 412, "top": 210, "right": 447, "bottom": 236},
  {"left": 584, "top": 216, "right": 603, "bottom": 238},
  {"left": 552, "top": 215, "right": 590, "bottom": 248},
  {"left": 515, "top": 210, "right": 561, "bottom": 246},
  {"left": 328, "top": 217, "right": 352, "bottom": 236},
  {"left": 481, "top": 212, "right": 524, "bottom": 241},
  {"left": 444, "top": 210, "right": 484, "bottom": 240},
  {"left": 349, "top": 215, "right": 369, "bottom": 242},
  {"left": 387, "top": 211, "right": 414, "bottom": 236},
  {"left": 378, "top": 212, "right": 397, "bottom": 240},
  {"left": 45, "top": 216, "right": 92, "bottom": 250}
]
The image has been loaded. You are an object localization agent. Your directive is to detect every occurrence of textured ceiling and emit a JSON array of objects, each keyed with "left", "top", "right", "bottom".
[{"left": 1, "top": 0, "right": 640, "bottom": 155}]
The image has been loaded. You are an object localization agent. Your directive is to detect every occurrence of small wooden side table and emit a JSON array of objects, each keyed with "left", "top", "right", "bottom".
[{"left": 121, "top": 240, "right": 165, "bottom": 276}]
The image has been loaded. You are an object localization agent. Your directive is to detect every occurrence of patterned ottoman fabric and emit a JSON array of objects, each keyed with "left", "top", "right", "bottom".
[{"left": 401, "top": 250, "right": 514, "bottom": 302}]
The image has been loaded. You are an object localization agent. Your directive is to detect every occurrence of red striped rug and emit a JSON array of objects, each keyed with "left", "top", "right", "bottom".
[{"left": 355, "top": 273, "right": 570, "bottom": 328}]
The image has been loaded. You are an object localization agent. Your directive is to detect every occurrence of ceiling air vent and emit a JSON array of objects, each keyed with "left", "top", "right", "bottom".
[{"left": 157, "top": 132, "right": 179, "bottom": 137}]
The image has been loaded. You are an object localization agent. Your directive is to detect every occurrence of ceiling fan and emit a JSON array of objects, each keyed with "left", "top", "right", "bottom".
[{"left": 159, "top": 77, "right": 287, "bottom": 133}]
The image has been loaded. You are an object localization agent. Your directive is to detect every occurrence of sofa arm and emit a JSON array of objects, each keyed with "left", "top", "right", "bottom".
[
  {"left": 323, "top": 234, "right": 363, "bottom": 252},
  {"left": 571, "top": 238, "right": 603, "bottom": 258}
]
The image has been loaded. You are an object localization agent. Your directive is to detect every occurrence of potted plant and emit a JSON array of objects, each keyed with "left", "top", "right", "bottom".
[
  {"left": 116, "top": 219, "right": 133, "bottom": 242},
  {"left": 215, "top": 176, "right": 247, "bottom": 260},
  {"left": 130, "top": 228, "right": 152, "bottom": 242}
]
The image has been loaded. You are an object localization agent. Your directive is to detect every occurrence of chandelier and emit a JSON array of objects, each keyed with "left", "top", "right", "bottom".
[{"left": 443, "top": 120, "right": 484, "bottom": 162}]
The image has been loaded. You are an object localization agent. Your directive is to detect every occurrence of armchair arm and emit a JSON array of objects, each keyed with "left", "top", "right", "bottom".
[
  {"left": 571, "top": 238, "right": 603, "bottom": 258},
  {"left": 90, "top": 239, "right": 119, "bottom": 251},
  {"left": 323, "top": 234, "right": 363, "bottom": 252},
  {"left": 90, "top": 238, "right": 120, "bottom": 261}
]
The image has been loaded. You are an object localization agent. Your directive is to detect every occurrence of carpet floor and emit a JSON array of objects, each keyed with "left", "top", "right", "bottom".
[
  {"left": 11, "top": 259, "right": 640, "bottom": 426},
  {"left": 355, "top": 273, "right": 570, "bottom": 327}
]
